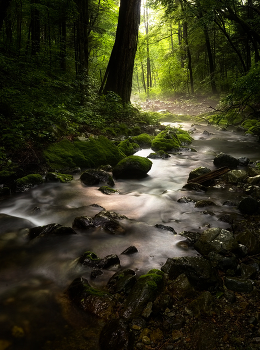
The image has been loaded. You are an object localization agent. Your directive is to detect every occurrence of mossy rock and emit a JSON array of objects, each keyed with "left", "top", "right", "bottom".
[
  {"left": 117, "top": 139, "right": 139, "bottom": 156},
  {"left": 132, "top": 133, "right": 153, "bottom": 148},
  {"left": 122, "top": 269, "right": 164, "bottom": 319},
  {"left": 80, "top": 169, "right": 114, "bottom": 187},
  {"left": 98, "top": 186, "right": 119, "bottom": 195},
  {"left": 16, "top": 174, "right": 43, "bottom": 191},
  {"left": 113, "top": 155, "right": 152, "bottom": 179},
  {"left": 45, "top": 172, "right": 73, "bottom": 183},
  {"left": 151, "top": 127, "right": 192, "bottom": 152},
  {"left": 44, "top": 136, "right": 125, "bottom": 170}
]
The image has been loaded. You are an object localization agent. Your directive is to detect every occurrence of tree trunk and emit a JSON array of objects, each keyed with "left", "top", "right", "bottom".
[
  {"left": 0, "top": 0, "right": 11, "bottom": 33},
  {"left": 100, "top": 0, "right": 141, "bottom": 103},
  {"left": 31, "top": 0, "right": 40, "bottom": 55}
]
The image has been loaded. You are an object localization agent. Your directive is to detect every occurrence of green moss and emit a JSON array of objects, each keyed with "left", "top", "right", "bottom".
[
  {"left": 242, "top": 119, "right": 259, "bottom": 130},
  {"left": 44, "top": 136, "right": 125, "bottom": 170},
  {"left": 98, "top": 186, "right": 119, "bottom": 195},
  {"left": 113, "top": 155, "right": 152, "bottom": 179},
  {"left": 16, "top": 174, "right": 43, "bottom": 187},
  {"left": 83, "top": 251, "right": 99, "bottom": 261},
  {"left": 139, "top": 269, "right": 164, "bottom": 286},
  {"left": 117, "top": 139, "right": 136, "bottom": 156},
  {"left": 82, "top": 284, "right": 108, "bottom": 297},
  {"left": 152, "top": 127, "right": 192, "bottom": 152},
  {"left": 46, "top": 172, "right": 73, "bottom": 183},
  {"left": 132, "top": 133, "right": 153, "bottom": 148}
]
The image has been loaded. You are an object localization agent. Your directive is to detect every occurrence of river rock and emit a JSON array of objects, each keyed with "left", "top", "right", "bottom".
[
  {"left": 186, "top": 291, "right": 214, "bottom": 317},
  {"left": 80, "top": 169, "right": 114, "bottom": 186},
  {"left": 98, "top": 186, "right": 119, "bottom": 195},
  {"left": 161, "top": 256, "right": 220, "bottom": 290},
  {"left": 66, "top": 277, "right": 114, "bottom": 320},
  {"left": 188, "top": 167, "right": 211, "bottom": 181},
  {"left": 121, "top": 246, "right": 138, "bottom": 254},
  {"left": 235, "top": 230, "right": 260, "bottom": 255},
  {"left": 113, "top": 156, "right": 152, "bottom": 179},
  {"left": 207, "top": 251, "right": 238, "bottom": 272},
  {"left": 122, "top": 269, "right": 164, "bottom": 319},
  {"left": 170, "top": 273, "right": 196, "bottom": 300},
  {"left": 45, "top": 172, "right": 73, "bottom": 183},
  {"left": 195, "top": 200, "right": 216, "bottom": 208},
  {"left": 238, "top": 157, "right": 250, "bottom": 166},
  {"left": 224, "top": 276, "right": 254, "bottom": 293},
  {"left": 147, "top": 150, "right": 170, "bottom": 159},
  {"left": 221, "top": 169, "right": 248, "bottom": 184},
  {"left": 247, "top": 175, "right": 260, "bottom": 185},
  {"left": 154, "top": 224, "right": 177, "bottom": 234},
  {"left": 99, "top": 318, "right": 134, "bottom": 350},
  {"left": 213, "top": 153, "right": 239, "bottom": 168},
  {"left": 79, "top": 251, "right": 120, "bottom": 269},
  {"left": 93, "top": 210, "right": 126, "bottom": 234},
  {"left": 107, "top": 269, "right": 137, "bottom": 294},
  {"left": 72, "top": 216, "right": 94, "bottom": 230},
  {"left": 240, "top": 263, "right": 259, "bottom": 279},
  {"left": 238, "top": 197, "right": 259, "bottom": 214},
  {"left": 15, "top": 173, "right": 44, "bottom": 192},
  {"left": 194, "top": 228, "right": 239, "bottom": 256},
  {"left": 28, "top": 223, "right": 76, "bottom": 239},
  {"left": 182, "top": 183, "right": 207, "bottom": 192},
  {"left": 0, "top": 213, "right": 35, "bottom": 234}
]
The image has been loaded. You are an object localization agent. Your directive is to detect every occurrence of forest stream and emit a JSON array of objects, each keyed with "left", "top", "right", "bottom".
[{"left": 0, "top": 115, "right": 260, "bottom": 349}]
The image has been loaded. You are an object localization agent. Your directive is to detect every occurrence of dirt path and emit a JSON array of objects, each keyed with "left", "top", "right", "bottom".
[{"left": 133, "top": 95, "right": 220, "bottom": 116}]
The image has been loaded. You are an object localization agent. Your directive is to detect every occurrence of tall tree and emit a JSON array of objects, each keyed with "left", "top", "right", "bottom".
[
  {"left": 100, "top": 0, "right": 141, "bottom": 103},
  {"left": 0, "top": 0, "right": 11, "bottom": 33}
]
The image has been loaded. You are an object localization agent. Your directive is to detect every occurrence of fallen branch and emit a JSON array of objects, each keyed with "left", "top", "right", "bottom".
[{"left": 187, "top": 166, "right": 230, "bottom": 185}]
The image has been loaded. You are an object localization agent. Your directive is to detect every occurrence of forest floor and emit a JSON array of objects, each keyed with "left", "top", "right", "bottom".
[{"left": 132, "top": 95, "right": 220, "bottom": 117}]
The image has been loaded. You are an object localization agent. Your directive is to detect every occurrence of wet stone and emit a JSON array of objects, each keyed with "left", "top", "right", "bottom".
[
  {"left": 107, "top": 269, "right": 137, "bottom": 294},
  {"left": 213, "top": 153, "right": 239, "bottom": 168},
  {"left": 90, "top": 269, "right": 103, "bottom": 279},
  {"left": 195, "top": 200, "right": 216, "bottom": 208},
  {"left": 121, "top": 246, "right": 138, "bottom": 254},
  {"left": 28, "top": 223, "right": 76, "bottom": 239},
  {"left": 99, "top": 318, "right": 134, "bottom": 350},
  {"left": 224, "top": 277, "right": 254, "bottom": 293},
  {"left": 177, "top": 196, "right": 194, "bottom": 203},
  {"left": 80, "top": 169, "right": 115, "bottom": 187},
  {"left": 154, "top": 224, "right": 176, "bottom": 234},
  {"left": 72, "top": 216, "right": 94, "bottom": 230},
  {"left": 188, "top": 166, "right": 211, "bottom": 181}
]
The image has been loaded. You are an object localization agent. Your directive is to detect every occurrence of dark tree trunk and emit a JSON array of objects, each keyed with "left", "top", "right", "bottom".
[
  {"left": 100, "top": 0, "right": 141, "bottom": 103},
  {"left": 31, "top": 0, "right": 40, "bottom": 55},
  {"left": 0, "top": 0, "right": 11, "bottom": 33},
  {"left": 60, "top": 19, "right": 67, "bottom": 71},
  {"left": 75, "top": 0, "right": 89, "bottom": 76}
]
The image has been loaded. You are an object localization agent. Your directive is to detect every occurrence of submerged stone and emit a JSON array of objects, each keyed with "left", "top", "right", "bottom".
[
  {"left": 98, "top": 186, "right": 119, "bottom": 195},
  {"left": 121, "top": 246, "right": 138, "bottom": 254}
]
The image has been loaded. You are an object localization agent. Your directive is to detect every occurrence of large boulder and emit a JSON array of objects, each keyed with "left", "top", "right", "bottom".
[
  {"left": 213, "top": 153, "right": 239, "bottom": 168},
  {"left": 113, "top": 156, "right": 152, "bottom": 179},
  {"left": 66, "top": 277, "right": 114, "bottom": 320},
  {"left": 161, "top": 256, "right": 220, "bottom": 290},
  {"left": 194, "top": 228, "right": 239, "bottom": 256},
  {"left": 151, "top": 127, "right": 192, "bottom": 152},
  {"left": 122, "top": 269, "right": 164, "bottom": 319}
]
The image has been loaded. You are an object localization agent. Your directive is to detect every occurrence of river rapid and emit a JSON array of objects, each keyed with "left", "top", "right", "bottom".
[{"left": 0, "top": 120, "right": 259, "bottom": 349}]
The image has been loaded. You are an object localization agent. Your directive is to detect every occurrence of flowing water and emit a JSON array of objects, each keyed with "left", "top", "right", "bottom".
[{"left": 0, "top": 121, "right": 259, "bottom": 349}]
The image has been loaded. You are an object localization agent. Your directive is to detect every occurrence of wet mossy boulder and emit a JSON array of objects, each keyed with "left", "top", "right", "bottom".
[
  {"left": 113, "top": 155, "right": 152, "bottom": 179},
  {"left": 66, "top": 277, "right": 114, "bottom": 320},
  {"left": 221, "top": 169, "right": 248, "bottom": 184},
  {"left": 213, "top": 153, "right": 239, "bottom": 168},
  {"left": 45, "top": 172, "right": 73, "bottom": 183},
  {"left": 117, "top": 139, "right": 139, "bottom": 156},
  {"left": 80, "top": 169, "right": 114, "bottom": 187},
  {"left": 44, "top": 136, "right": 125, "bottom": 170},
  {"left": 16, "top": 174, "right": 43, "bottom": 192},
  {"left": 93, "top": 210, "right": 126, "bottom": 234},
  {"left": 122, "top": 269, "right": 164, "bottom": 319},
  {"left": 151, "top": 127, "right": 192, "bottom": 152},
  {"left": 28, "top": 223, "right": 76, "bottom": 239},
  {"left": 132, "top": 133, "right": 153, "bottom": 148}
]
